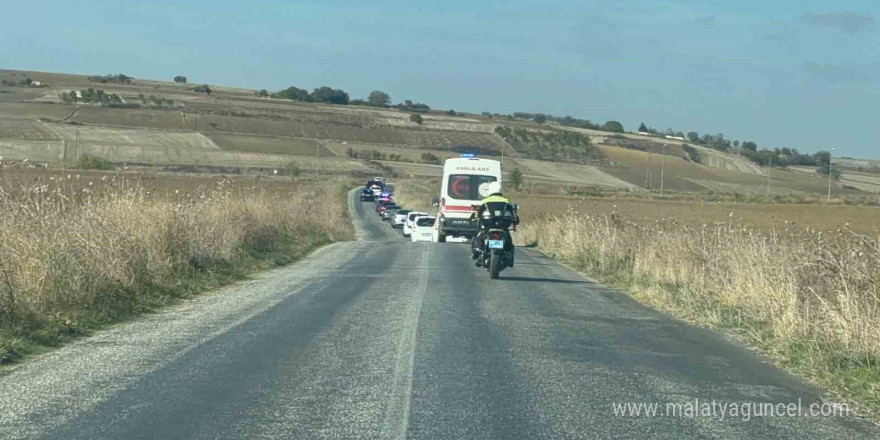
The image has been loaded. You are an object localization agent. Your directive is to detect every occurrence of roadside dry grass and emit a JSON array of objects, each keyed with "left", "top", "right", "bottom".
[
  {"left": 518, "top": 210, "right": 880, "bottom": 417},
  {"left": 514, "top": 195, "right": 880, "bottom": 234},
  {"left": 0, "top": 172, "right": 353, "bottom": 365}
]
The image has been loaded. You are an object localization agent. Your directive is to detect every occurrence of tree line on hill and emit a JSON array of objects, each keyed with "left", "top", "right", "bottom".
[
  {"left": 88, "top": 74, "right": 133, "bottom": 84},
  {"left": 137, "top": 93, "right": 175, "bottom": 108},
  {"left": 345, "top": 148, "right": 403, "bottom": 162},
  {"left": 265, "top": 85, "right": 627, "bottom": 132},
  {"left": 60, "top": 88, "right": 125, "bottom": 106},
  {"left": 58, "top": 88, "right": 174, "bottom": 109},
  {"left": 495, "top": 125, "right": 599, "bottom": 163},
  {"left": 638, "top": 122, "right": 747, "bottom": 154},
  {"left": 637, "top": 122, "right": 839, "bottom": 177},
  {"left": 266, "top": 86, "right": 434, "bottom": 113},
  {"left": 481, "top": 111, "right": 625, "bottom": 133}
]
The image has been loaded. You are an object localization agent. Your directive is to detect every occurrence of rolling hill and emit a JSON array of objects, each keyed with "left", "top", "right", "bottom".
[{"left": 0, "top": 68, "right": 874, "bottom": 196}]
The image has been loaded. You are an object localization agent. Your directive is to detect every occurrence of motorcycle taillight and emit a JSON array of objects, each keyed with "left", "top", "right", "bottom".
[{"left": 490, "top": 231, "right": 502, "bottom": 239}]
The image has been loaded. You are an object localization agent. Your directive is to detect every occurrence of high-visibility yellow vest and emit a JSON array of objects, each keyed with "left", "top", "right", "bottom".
[{"left": 481, "top": 195, "right": 510, "bottom": 204}]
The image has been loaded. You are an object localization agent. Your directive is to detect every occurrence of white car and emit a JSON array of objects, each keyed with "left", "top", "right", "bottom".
[
  {"left": 403, "top": 212, "right": 428, "bottom": 237},
  {"left": 392, "top": 210, "right": 411, "bottom": 228},
  {"left": 411, "top": 216, "right": 436, "bottom": 242}
]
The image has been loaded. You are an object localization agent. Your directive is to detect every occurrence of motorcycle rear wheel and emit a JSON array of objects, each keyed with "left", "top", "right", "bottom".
[{"left": 489, "top": 250, "right": 502, "bottom": 279}]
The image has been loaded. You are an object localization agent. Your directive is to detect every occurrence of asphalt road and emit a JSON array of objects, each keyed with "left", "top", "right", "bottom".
[{"left": 0, "top": 190, "right": 876, "bottom": 439}]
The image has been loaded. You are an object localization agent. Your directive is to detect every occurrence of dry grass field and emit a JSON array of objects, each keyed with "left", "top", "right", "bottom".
[
  {"left": 597, "top": 145, "right": 865, "bottom": 196},
  {"left": 507, "top": 157, "right": 638, "bottom": 189},
  {"left": 841, "top": 171, "right": 880, "bottom": 193},
  {"left": 518, "top": 207, "right": 880, "bottom": 417},
  {"left": 208, "top": 132, "right": 332, "bottom": 156},
  {"left": 0, "top": 102, "right": 75, "bottom": 120},
  {"left": 563, "top": 126, "right": 766, "bottom": 175},
  {"left": 61, "top": 105, "right": 505, "bottom": 153},
  {"left": 43, "top": 122, "right": 219, "bottom": 149},
  {"left": 0, "top": 168, "right": 354, "bottom": 365},
  {"left": 791, "top": 166, "right": 880, "bottom": 194},
  {"left": 0, "top": 119, "right": 59, "bottom": 140},
  {"left": 514, "top": 195, "right": 880, "bottom": 234},
  {"left": 324, "top": 142, "right": 453, "bottom": 161},
  {"left": 1, "top": 69, "right": 876, "bottom": 201}
]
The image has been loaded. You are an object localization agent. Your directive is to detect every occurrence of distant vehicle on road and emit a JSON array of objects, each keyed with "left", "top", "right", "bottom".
[
  {"left": 384, "top": 205, "right": 404, "bottom": 221},
  {"left": 411, "top": 216, "right": 436, "bottom": 242},
  {"left": 360, "top": 188, "right": 374, "bottom": 201},
  {"left": 375, "top": 195, "right": 392, "bottom": 204},
  {"left": 392, "top": 210, "right": 411, "bottom": 228},
  {"left": 380, "top": 204, "right": 400, "bottom": 219},
  {"left": 403, "top": 212, "right": 428, "bottom": 237},
  {"left": 375, "top": 200, "right": 395, "bottom": 213},
  {"left": 366, "top": 179, "right": 385, "bottom": 197},
  {"left": 433, "top": 156, "right": 501, "bottom": 243}
]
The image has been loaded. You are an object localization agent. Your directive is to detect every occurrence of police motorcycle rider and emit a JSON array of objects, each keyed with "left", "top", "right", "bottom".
[{"left": 470, "top": 181, "right": 519, "bottom": 267}]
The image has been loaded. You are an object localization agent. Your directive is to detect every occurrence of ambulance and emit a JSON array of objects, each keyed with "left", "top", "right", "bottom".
[{"left": 432, "top": 155, "right": 501, "bottom": 243}]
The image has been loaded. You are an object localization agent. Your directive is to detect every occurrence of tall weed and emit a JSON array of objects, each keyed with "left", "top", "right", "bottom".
[
  {"left": 519, "top": 212, "right": 880, "bottom": 415},
  {"left": 0, "top": 176, "right": 352, "bottom": 364}
]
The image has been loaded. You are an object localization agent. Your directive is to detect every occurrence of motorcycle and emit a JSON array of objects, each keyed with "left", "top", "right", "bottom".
[{"left": 472, "top": 203, "right": 518, "bottom": 279}]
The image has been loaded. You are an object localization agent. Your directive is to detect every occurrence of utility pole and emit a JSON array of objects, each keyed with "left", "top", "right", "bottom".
[
  {"left": 766, "top": 156, "right": 772, "bottom": 199},
  {"left": 75, "top": 126, "right": 80, "bottom": 160},
  {"left": 501, "top": 139, "right": 504, "bottom": 169},
  {"left": 827, "top": 147, "right": 835, "bottom": 202},
  {"left": 645, "top": 146, "right": 653, "bottom": 190},
  {"left": 660, "top": 143, "right": 666, "bottom": 198}
]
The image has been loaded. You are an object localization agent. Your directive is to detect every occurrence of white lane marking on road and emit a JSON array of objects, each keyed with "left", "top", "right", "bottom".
[{"left": 380, "top": 244, "right": 429, "bottom": 440}]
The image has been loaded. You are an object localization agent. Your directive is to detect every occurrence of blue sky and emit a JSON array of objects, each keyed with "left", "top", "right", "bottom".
[{"left": 2, "top": 0, "right": 879, "bottom": 159}]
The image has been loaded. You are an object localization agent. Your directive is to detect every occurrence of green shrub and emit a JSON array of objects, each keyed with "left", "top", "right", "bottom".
[
  {"left": 286, "top": 162, "right": 301, "bottom": 179},
  {"left": 75, "top": 155, "right": 113, "bottom": 170}
]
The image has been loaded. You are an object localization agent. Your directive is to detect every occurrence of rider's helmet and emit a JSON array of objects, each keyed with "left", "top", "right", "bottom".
[
  {"left": 478, "top": 182, "right": 493, "bottom": 198},
  {"left": 485, "top": 181, "right": 502, "bottom": 197}
]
